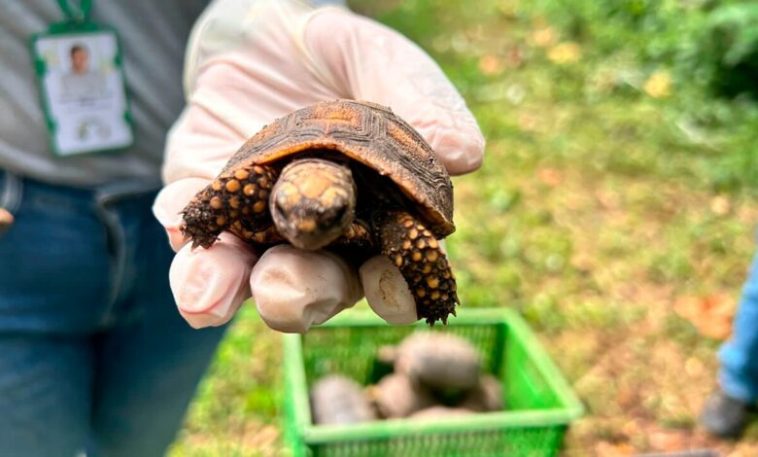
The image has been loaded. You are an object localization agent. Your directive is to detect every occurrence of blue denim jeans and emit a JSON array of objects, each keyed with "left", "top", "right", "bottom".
[
  {"left": 719, "top": 249, "right": 758, "bottom": 404},
  {"left": 0, "top": 171, "right": 226, "bottom": 457}
]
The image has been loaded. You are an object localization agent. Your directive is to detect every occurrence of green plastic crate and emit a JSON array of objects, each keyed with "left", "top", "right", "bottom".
[{"left": 283, "top": 308, "right": 583, "bottom": 457}]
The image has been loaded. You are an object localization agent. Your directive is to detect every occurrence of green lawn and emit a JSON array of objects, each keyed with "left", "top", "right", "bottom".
[{"left": 170, "top": 1, "right": 758, "bottom": 455}]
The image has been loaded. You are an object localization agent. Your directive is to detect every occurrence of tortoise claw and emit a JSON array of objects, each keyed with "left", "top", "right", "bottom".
[{"left": 181, "top": 207, "right": 222, "bottom": 249}]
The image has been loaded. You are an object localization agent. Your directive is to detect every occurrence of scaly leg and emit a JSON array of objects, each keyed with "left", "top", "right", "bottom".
[
  {"left": 182, "top": 164, "right": 279, "bottom": 248},
  {"left": 378, "top": 211, "right": 458, "bottom": 325}
]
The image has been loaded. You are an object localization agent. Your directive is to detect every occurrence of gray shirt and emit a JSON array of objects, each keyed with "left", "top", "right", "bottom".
[{"left": 0, "top": 0, "right": 209, "bottom": 187}]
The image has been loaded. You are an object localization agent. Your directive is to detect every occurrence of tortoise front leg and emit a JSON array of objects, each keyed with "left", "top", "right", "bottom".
[
  {"left": 182, "top": 164, "right": 279, "bottom": 248},
  {"left": 328, "top": 219, "right": 375, "bottom": 265},
  {"left": 378, "top": 211, "right": 459, "bottom": 325}
]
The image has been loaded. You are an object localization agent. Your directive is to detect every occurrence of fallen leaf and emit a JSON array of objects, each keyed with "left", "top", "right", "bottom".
[
  {"left": 595, "top": 189, "right": 621, "bottom": 210},
  {"left": 685, "top": 357, "right": 705, "bottom": 377},
  {"left": 621, "top": 419, "right": 642, "bottom": 439},
  {"left": 548, "top": 42, "right": 581, "bottom": 64},
  {"left": 649, "top": 430, "right": 686, "bottom": 452},
  {"left": 594, "top": 441, "right": 635, "bottom": 456},
  {"left": 478, "top": 54, "right": 505, "bottom": 75},
  {"left": 537, "top": 168, "right": 563, "bottom": 187},
  {"left": 643, "top": 70, "right": 672, "bottom": 98},
  {"left": 710, "top": 195, "right": 731, "bottom": 216},
  {"left": 674, "top": 293, "right": 736, "bottom": 340},
  {"left": 505, "top": 45, "right": 524, "bottom": 68},
  {"left": 616, "top": 386, "right": 640, "bottom": 410},
  {"left": 517, "top": 113, "right": 540, "bottom": 132},
  {"left": 532, "top": 26, "right": 557, "bottom": 48},
  {"left": 728, "top": 444, "right": 758, "bottom": 457}
]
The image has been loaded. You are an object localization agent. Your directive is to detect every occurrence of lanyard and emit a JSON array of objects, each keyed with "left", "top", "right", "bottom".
[
  {"left": 30, "top": 0, "right": 135, "bottom": 157},
  {"left": 56, "top": 0, "right": 93, "bottom": 24}
]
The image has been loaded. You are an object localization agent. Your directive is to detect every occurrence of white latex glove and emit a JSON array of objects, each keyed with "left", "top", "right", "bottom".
[{"left": 153, "top": 0, "right": 484, "bottom": 332}]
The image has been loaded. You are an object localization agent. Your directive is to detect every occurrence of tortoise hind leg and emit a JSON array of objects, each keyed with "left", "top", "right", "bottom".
[
  {"left": 377, "top": 211, "right": 459, "bottom": 325},
  {"left": 182, "top": 164, "right": 279, "bottom": 248}
]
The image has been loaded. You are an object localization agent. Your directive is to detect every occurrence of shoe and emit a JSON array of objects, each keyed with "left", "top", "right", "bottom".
[{"left": 699, "top": 389, "right": 750, "bottom": 438}]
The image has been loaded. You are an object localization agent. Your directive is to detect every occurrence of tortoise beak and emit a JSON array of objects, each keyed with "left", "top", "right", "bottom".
[{"left": 272, "top": 202, "right": 353, "bottom": 250}]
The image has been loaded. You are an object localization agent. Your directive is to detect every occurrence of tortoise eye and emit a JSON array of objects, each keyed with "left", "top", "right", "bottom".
[
  {"left": 333, "top": 205, "right": 348, "bottom": 222},
  {"left": 274, "top": 201, "right": 287, "bottom": 217},
  {"left": 333, "top": 204, "right": 355, "bottom": 225}
]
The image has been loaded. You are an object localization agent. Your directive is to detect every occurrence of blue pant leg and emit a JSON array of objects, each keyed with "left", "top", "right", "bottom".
[
  {"left": 718, "top": 251, "right": 758, "bottom": 403},
  {"left": 0, "top": 335, "right": 93, "bottom": 457},
  {"left": 90, "top": 196, "right": 226, "bottom": 457},
  {"left": 0, "top": 172, "right": 111, "bottom": 456}
]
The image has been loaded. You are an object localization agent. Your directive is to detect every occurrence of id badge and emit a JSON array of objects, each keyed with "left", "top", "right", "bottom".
[{"left": 30, "top": 6, "right": 133, "bottom": 157}]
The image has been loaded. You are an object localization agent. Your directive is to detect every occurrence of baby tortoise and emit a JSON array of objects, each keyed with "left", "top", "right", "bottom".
[
  {"left": 310, "top": 375, "right": 377, "bottom": 425},
  {"left": 392, "top": 332, "right": 482, "bottom": 391},
  {"left": 366, "top": 373, "right": 435, "bottom": 419},
  {"left": 182, "top": 99, "right": 458, "bottom": 324}
]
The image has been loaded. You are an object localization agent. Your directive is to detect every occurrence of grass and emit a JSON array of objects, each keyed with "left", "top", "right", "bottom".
[{"left": 170, "top": 0, "right": 758, "bottom": 455}]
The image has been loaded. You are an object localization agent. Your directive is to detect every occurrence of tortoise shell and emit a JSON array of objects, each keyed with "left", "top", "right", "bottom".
[{"left": 221, "top": 99, "right": 454, "bottom": 237}]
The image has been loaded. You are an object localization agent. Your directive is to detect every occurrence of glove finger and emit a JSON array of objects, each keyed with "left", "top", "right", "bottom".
[
  {"left": 165, "top": 0, "right": 346, "bottom": 187},
  {"left": 360, "top": 255, "right": 419, "bottom": 325},
  {"left": 169, "top": 233, "right": 257, "bottom": 328},
  {"left": 250, "top": 245, "right": 363, "bottom": 333},
  {"left": 303, "top": 9, "right": 485, "bottom": 175},
  {"left": 162, "top": 101, "right": 249, "bottom": 186}
]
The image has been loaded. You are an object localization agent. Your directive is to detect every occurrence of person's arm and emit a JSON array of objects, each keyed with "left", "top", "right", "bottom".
[{"left": 152, "top": 0, "right": 484, "bottom": 332}]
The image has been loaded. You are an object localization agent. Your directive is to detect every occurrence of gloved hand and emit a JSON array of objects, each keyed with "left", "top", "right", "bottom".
[{"left": 152, "top": 0, "right": 484, "bottom": 332}]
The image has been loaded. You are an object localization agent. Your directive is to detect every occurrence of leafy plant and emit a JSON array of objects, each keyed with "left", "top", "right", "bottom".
[{"left": 691, "top": 3, "right": 758, "bottom": 98}]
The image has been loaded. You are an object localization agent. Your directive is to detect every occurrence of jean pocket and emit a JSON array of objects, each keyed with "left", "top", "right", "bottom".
[{"left": 0, "top": 170, "right": 23, "bottom": 239}]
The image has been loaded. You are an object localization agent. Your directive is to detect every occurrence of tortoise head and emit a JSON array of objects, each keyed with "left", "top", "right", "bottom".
[{"left": 270, "top": 158, "right": 356, "bottom": 250}]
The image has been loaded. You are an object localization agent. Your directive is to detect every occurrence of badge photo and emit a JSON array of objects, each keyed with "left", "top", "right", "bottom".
[{"left": 32, "top": 29, "right": 133, "bottom": 157}]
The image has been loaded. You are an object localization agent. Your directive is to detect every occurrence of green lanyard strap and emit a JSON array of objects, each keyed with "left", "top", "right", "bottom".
[{"left": 57, "top": 0, "right": 92, "bottom": 23}]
